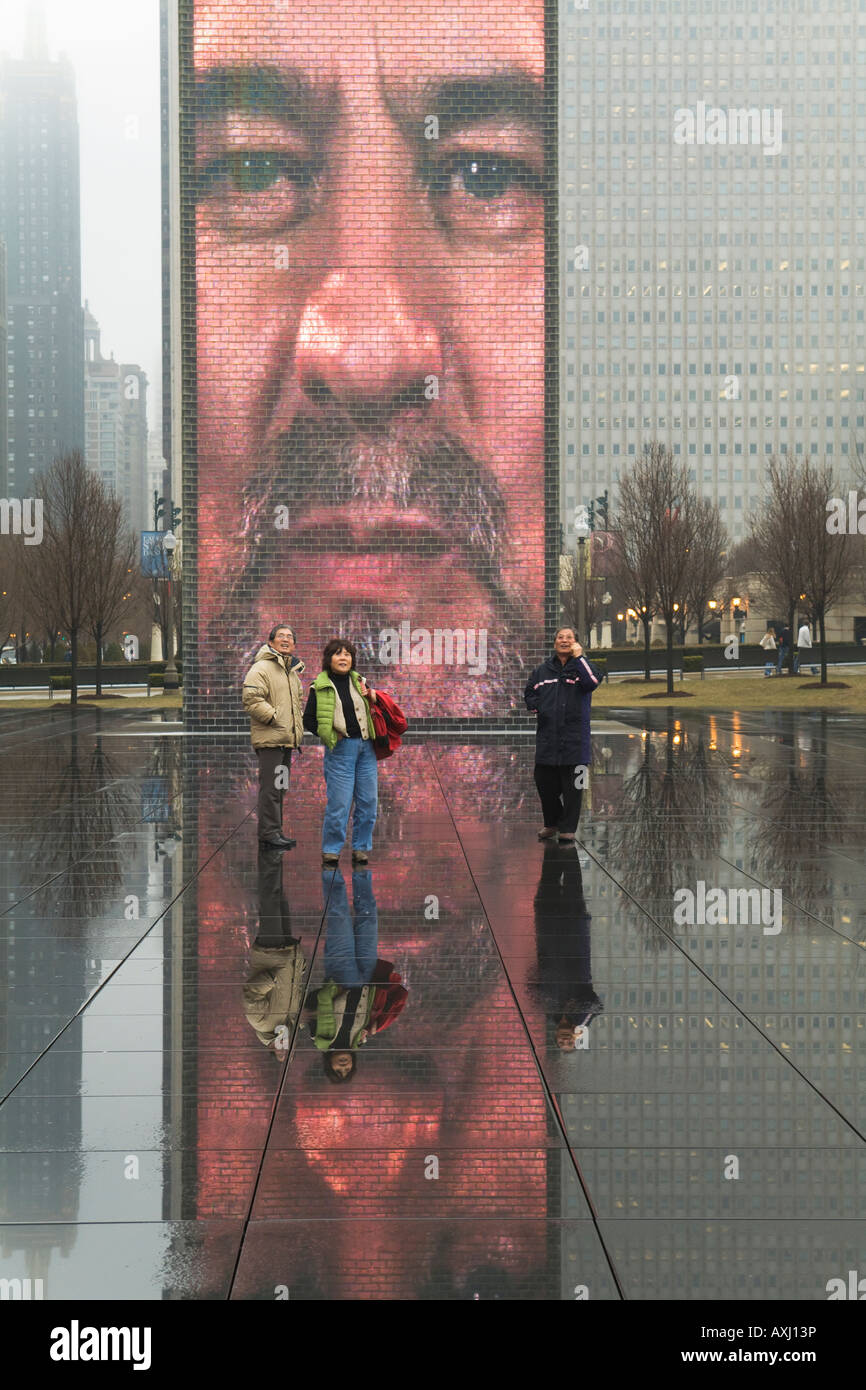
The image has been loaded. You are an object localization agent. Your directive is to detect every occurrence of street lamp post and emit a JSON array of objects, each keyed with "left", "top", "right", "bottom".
[
  {"left": 574, "top": 510, "right": 591, "bottom": 646},
  {"left": 162, "top": 530, "right": 178, "bottom": 692}
]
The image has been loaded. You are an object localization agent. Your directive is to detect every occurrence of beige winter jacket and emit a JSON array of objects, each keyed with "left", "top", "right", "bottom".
[
  {"left": 242, "top": 943, "right": 307, "bottom": 1048},
  {"left": 242, "top": 645, "right": 305, "bottom": 749}
]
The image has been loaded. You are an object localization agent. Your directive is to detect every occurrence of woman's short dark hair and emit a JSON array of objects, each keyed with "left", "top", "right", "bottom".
[
  {"left": 268, "top": 622, "right": 294, "bottom": 642},
  {"left": 322, "top": 637, "right": 356, "bottom": 670},
  {"left": 323, "top": 1052, "right": 357, "bottom": 1083}
]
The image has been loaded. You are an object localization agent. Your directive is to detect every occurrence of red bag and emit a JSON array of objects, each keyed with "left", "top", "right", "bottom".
[{"left": 369, "top": 689, "right": 408, "bottom": 760}]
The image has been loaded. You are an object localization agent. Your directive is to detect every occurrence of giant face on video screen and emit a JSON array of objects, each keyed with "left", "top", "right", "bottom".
[{"left": 193, "top": 0, "right": 548, "bottom": 717}]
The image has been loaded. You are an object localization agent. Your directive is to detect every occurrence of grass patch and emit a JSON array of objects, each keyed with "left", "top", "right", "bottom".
[{"left": 593, "top": 672, "right": 866, "bottom": 712}]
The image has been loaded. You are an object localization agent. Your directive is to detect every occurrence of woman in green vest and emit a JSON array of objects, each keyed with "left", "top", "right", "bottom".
[{"left": 303, "top": 638, "right": 379, "bottom": 867}]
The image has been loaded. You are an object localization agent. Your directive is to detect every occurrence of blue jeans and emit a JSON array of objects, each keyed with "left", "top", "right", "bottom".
[
  {"left": 777, "top": 644, "right": 788, "bottom": 672},
  {"left": 322, "top": 868, "right": 379, "bottom": 985},
  {"left": 322, "top": 736, "right": 378, "bottom": 854}
]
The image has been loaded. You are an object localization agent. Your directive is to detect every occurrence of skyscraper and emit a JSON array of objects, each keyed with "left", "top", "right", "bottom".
[
  {"left": 84, "top": 307, "right": 149, "bottom": 538},
  {"left": 560, "top": 0, "right": 865, "bottom": 546},
  {"left": 0, "top": 238, "right": 7, "bottom": 493},
  {"left": 0, "top": 5, "right": 84, "bottom": 496}
]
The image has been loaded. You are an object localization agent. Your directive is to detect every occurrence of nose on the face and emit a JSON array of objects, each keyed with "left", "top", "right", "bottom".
[{"left": 294, "top": 273, "right": 443, "bottom": 422}]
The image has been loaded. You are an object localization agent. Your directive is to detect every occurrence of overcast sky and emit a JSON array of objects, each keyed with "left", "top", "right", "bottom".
[{"left": 3, "top": 0, "right": 162, "bottom": 436}]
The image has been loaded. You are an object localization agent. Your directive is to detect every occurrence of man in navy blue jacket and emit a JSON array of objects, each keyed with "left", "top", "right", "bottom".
[{"left": 524, "top": 628, "right": 600, "bottom": 841}]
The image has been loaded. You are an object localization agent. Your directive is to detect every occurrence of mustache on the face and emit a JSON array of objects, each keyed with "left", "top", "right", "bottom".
[
  {"left": 208, "top": 414, "right": 533, "bottom": 690},
  {"left": 239, "top": 415, "right": 509, "bottom": 585}
]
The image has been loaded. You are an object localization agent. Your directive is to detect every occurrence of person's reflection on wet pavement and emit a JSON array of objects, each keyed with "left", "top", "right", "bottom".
[
  {"left": 530, "top": 842, "right": 602, "bottom": 1053},
  {"left": 242, "top": 845, "right": 307, "bottom": 1052},
  {"left": 304, "top": 868, "right": 408, "bottom": 1081}
]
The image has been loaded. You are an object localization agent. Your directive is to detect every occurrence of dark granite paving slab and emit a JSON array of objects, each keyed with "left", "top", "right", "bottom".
[{"left": 1, "top": 710, "right": 864, "bottom": 1299}]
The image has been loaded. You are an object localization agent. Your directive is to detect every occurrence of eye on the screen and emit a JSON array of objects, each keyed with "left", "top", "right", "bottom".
[
  {"left": 197, "top": 151, "right": 320, "bottom": 198},
  {"left": 424, "top": 153, "right": 541, "bottom": 202},
  {"left": 421, "top": 152, "right": 543, "bottom": 241}
]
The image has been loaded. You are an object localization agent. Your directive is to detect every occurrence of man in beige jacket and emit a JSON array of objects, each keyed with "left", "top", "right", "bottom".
[{"left": 242, "top": 623, "right": 305, "bottom": 848}]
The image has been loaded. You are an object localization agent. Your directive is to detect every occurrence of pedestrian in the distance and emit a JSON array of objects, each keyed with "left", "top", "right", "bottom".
[
  {"left": 759, "top": 626, "right": 777, "bottom": 677},
  {"left": 242, "top": 622, "right": 305, "bottom": 848},
  {"left": 777, "top": 624, "right": 792, "bottom": 675},
  {"left": 796, "top": 618, "right": 819, "bottom": 676},
  {"left": 303, "top": 638, "right": 378, "bottom": 867},
  {"left": 524, "top": 627, "right": 600, "bottom": 843}
]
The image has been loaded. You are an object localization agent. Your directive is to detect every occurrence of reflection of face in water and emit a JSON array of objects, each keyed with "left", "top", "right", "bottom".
[
  {"left": 193, "top": 0, "right": 546, "bottom": 717},
  {"left": 198, "top": 744, "right": 554, "bottom": 1297}
]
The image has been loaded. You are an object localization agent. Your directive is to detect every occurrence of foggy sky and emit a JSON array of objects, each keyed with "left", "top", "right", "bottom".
[{"left": 3, "top": 1, "right": 162, "bottom": 436}]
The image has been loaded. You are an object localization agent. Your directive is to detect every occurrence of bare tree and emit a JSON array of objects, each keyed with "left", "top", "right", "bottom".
[
  {"left": 799, "top": 462, "right": 855, "bottom": 684},
  {"left": 84, "top": 491, "right": 136, "bottom": 696},
  {"left": 629, "top": 443, "right": 697, "bottom": 694},
  {"left": 610, "top": 470, "right": 660, "bottom": 681},
  {"left": 25, "top": 452, "right": 101, "bottom": 704},
  {"left": 750, "top": 457, "right": 805, "bottom": 674},
  {"left": 683, "top": 498, "right": 728, "bottom": 645},
  {"left": 0, "top": 535, "right": 23, "bottom": 655}
]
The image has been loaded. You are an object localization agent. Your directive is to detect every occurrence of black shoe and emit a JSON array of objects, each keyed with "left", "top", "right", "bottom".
[{"left": 259, "top": 834, "right": 296, "bottom": 850}]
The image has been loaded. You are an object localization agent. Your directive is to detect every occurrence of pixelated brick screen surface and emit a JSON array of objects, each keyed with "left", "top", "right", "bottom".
[{"left": 185, "top": 0, "right": 552, "bottom": 725}]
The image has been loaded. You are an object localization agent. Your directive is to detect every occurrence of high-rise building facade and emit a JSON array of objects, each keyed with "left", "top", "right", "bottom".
[
  {"left": 0, "top": 12, "right": 84, "bottom": 494},
  {"left": 0, "top": 238, "right": 7, "bottom": 493},
  {"left": 84, "top": 308, "right": 149, "bottom": 538},
  {"left": 560, "top": 0, "right": 866, "bottom": 546}
]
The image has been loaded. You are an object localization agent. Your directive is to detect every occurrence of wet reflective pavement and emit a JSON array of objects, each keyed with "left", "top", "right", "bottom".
[{"left": 1, "top": 707, "right": 865, "bottom": 1299}]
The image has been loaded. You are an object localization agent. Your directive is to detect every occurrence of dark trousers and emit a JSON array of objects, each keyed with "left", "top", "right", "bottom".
[
  {"left": 534, "top": 764, "right": 584, "bottom": 834},
  {"left": 256, "top": 746, "right": 291, "bottom": 839}
]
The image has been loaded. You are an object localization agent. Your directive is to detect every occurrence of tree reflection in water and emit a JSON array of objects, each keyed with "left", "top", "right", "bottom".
[{"left": 606, "top": 722, "right": 730, "bottom": 942}]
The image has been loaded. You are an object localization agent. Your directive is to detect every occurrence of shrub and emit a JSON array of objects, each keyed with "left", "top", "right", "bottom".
[
  {"left": 148, "top": 672, "right": 183, "bottom": 689},
  {"left": 105, "top": 642, "right": 123, "bottom": 661},
  {"left": 683, "top": 654, "right": 704, "bottom": 673},
  {"left": 50, "top": 675, "right": 72, "bottom": 690},
  {"left": 589, "top": 656, "right": 608, "bottom": 682}
]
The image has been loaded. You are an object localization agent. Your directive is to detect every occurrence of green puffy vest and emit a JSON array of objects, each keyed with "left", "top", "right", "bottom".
[{"left": 313, "top": 670, "right": 376, "bottom": 750}]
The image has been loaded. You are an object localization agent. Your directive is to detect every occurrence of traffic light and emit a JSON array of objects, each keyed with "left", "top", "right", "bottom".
[
  {"left": 153, "top": 494, "right": 182, "bottom": 532},
  {"left": 596, "top": 489, "right": 609, "bottom": 528},
  {"left": 587, "top": 500, "right": 595, "bottom": 531}
]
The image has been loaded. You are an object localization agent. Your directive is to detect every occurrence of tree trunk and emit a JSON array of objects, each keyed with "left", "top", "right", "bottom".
[
  {"left": 70, "top": 627, "right": 79, "bottom": 705},
  {"left": 786, "top": 603, "right": 796, "bottom": 675},
  {"left": 95, "top": 621, "right": 103, "bottom": 697},
  {"left": 666, "top": 615, "right": 675, "bottom": 694},
  {"left": 643, "top": 618, "right": 652, "bottom": 680},
  {"left": 818, "top": 610, "right": 827, "bottom": 686}
]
